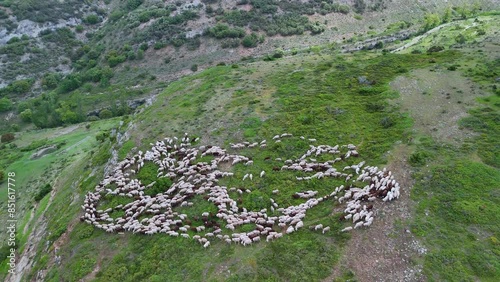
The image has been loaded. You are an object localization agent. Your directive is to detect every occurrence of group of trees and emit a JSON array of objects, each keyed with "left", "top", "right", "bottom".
[
  {"left": 0, "top": 79, "right": 34, "bottom": 96},
  {"left": 6, "top": 0, "right": 86, "bottom": 23},
  {"left": 220, "top": 3, "right": 333, "bottom": 39},
  {"left": 422, "top": 4, "right": 482, "bottom": 32}
]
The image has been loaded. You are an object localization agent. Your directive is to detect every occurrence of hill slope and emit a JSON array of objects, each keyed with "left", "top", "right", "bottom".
[{"left": 0, "top": 3, "right": 499, "bottom": 282}]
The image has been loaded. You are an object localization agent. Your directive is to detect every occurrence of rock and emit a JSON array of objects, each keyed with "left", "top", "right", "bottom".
[{"left": 30, "top": 145, "right": 58, "bottom": 159}]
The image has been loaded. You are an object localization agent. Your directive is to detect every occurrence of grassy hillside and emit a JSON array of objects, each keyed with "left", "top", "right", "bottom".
[{"left": 0, "top": 7, "right": 498, "bottom": 282}]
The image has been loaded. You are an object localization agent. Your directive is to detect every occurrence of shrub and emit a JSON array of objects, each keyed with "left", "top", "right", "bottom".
[
  {"left": 0, "top": 171, "right": 4, "bottom": 183},
  {"left": 59, "top": 75, "right": 82, "bottom": 93},
  {"left": 42, "top": 73, "right": 61, "bottom": 89},
  {"left": 273, "top": 48, "right": 284, "bottom": 58},
  {"left": 455, "top": 34, "right": 466, "bottom": 44},
  {"left": 20, "top": 109, "right": 33, "bottom": 122},
  {"left": 409, "top": 151, "right": 429, "bottom": 166},
  {"left": 0, "top": 98, "right": 12, "bottom": 112},
  {"left": 423, "top": 13, "right": 441, "bottom": 31},
  {"left": 96, "top": 131, "right": 110, "bottom": 143},
  {"left": 206, "top": 24, "right": 245, "bottom": 39},
  {"left": 137, "top": 49, "right": 144, "bottom": 60},
  {"left": 99, "top": 109, "right": 113, "bottom": 119},
  {"left": 75, "top": 25, "right": 84, "bottom": 33},
  {"left": 9, "top": 79, "right": 33, "bottom": 94},
  {"left": 84, "top": 14, "right": 100, "bottom": 25},
  {"left": 242, "top": 33, "right": 259, "bottom": 48},
  {"left": 7, "top": 37, "right": 20, "bottom": 44},
  {"left": 34, "top": 184, "right": 52, "bottom": 202},
  {"left": 374, "top": 41, "right": 384, "bottom": 49},
  {"left": 427, "top": 45, "right": 444, "bottom": 53},
  {"left": 153, "top": 42, "right": 166, "bottom": 49},
  {"left": 310, "top": 22, "right": 326, "bottom": 35},
  {"left": 380, "top": 116, "right": 395, "bottom": 128},
  {"left": 107, "top": 54, "right": 126, "bottom": 67},
  {"left": 191, "top": 64, "right": 198, "bottom": 72},
  {"left": 126, "top": 0, "right": 144, "bottom": 11},
  {"left": 354, "top": 0, "right": 366, "bottom": 14},
  {"left": 221, "top": 38, "right": 240, "bottom": 48},
  {"left": 1, "top": 133, "right": 15, "bottom": 143}
]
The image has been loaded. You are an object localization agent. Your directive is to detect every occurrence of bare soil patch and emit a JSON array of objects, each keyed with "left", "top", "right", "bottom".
[{"left": 390, "top": 68, "right": 486, "bottom": 145}]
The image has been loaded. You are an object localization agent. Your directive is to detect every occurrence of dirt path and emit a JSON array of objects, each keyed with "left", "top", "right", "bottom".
[
  {"left": 391, "top": 22, "right": 454, "bottom": 53},
  {"left": 6, "top": 184, "right": 59, "bottom": 282},
  {"left": 325, "top": 145, "right": 426, "bottom": 282}
]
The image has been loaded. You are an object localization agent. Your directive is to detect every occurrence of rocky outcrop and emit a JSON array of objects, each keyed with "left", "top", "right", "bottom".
[{"left": 0, "top": 18, "right": 80, "bottom": 45}]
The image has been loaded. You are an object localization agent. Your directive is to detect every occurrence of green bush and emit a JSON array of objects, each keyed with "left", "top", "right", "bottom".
[
  {"left": 41, "top": 73, "right": 61, "bottom": 89},
  {"left": 206, "top": 24, "right": 245, "bottom": 39},
  {"left": 427, "top": 45, "right": 445, "bottom": 53},
  {"left": 107, "top": 54, "right": 126, "bottom": 67},
  {"left": 409, "top": 151, "right": 429, "bottom": 166},
  {"left": 380, "top": 116, "right": 395, "bottom": 128},
  {"left": 0, "top": 98, "right": 12, "bottom": 112},
  {"left": 153, "top": 42, "right": 166, "bottom": 50},
  {"left": 137, "top": 49, "right": 144, "bottom": 60},
  {"left": 20, "top": 109, "right": 33, "bottom": 122},
  {"left": 126, "top": 0, "right": 144, "bottom": 11},
  {"left": 59, "top": 74, "right": 82, "bottom": 93},
  {"left": 84, "top": 14, "right": 100, "bottom": 25},
  {"left": 354, "top": 0, "right": 366, "bottom": 14},
  {"left": 75, "top": 25, "right": 84, "bottom": 33},
  {"left": 7, "top": 79, "right": 33, "bottom": 94},
  {"left": 242, "top": 33, "right": 259, "bottom": 48},
  {"left": 35, "top": 184, "right": 52, "bottom": 202},
  {"left": 273, "top": 48, "right": 284, "bottom": 58},
  {"left": 109, "top": 10, "right": 125, "bottom": 21},
  {"left": 99, "top": 109, "right": 113, "bottom": 119},
  {"left": 191, "top": 64, "right": 198, "bottom": 72}
]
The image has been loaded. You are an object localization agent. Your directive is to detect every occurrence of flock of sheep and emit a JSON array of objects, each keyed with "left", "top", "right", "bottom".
[{"left": 81, "top": 133, "right": 401, "bottom": 247}]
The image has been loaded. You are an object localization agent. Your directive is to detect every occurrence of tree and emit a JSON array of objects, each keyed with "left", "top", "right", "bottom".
[
  {"left": 9, "top": 79, "right": 33, "bottom": 94},
  {"left": 0, "top": 171, "right": 4, "bottom": 183},
  {"left": 41, "top": 73, "right": 61, "bottom": 89},
  {"left": 442, "top": 7, "right": 452, "bottom": 23},
  {"left": 1, "top": 133, "right": 15, "bottom": 143},
  {"left": 423, "top": 13, "right": 441, "bottom": 31},
  {"left": 99, "top": 109, "right": 113, "bottom": 119},
  {"left": 56, "top": 102, "right": 80, "bottom": 124},
  {"left": 59, "top": 74, "right": 81, "bottom": 93},
  {"left": 0, "top": 98, "right": 12, "bottom": 112}
]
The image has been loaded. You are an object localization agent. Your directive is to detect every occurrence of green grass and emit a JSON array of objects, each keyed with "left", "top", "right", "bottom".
[
  {"left": 409, "top": 53, "right": 500, "bottom": 281},
  {"left": 47, "top": 49, "right": 464, "bottom": 281}
]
